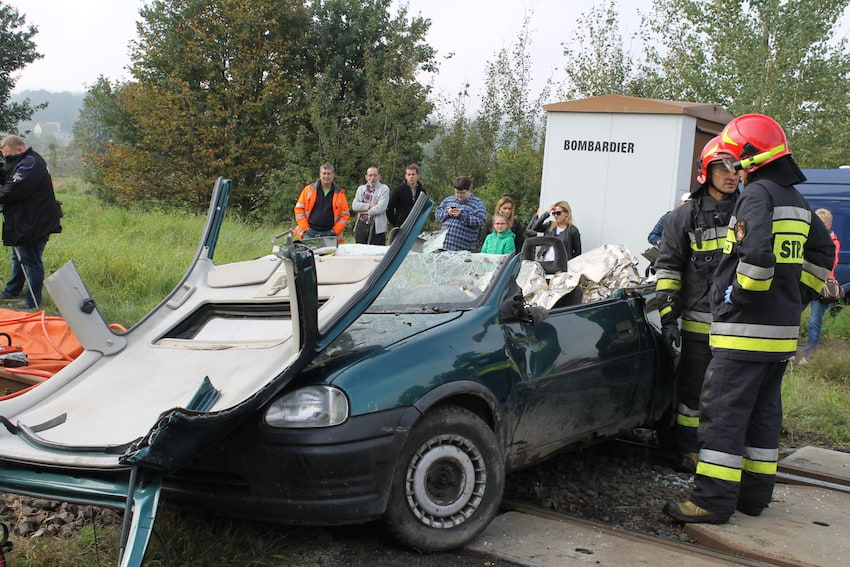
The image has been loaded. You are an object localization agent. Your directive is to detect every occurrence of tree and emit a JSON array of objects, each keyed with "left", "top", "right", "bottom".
[
  {"left": 277, "top": 0, "right": 437, "bottom": 194},
  {"left": 560, "top": 0, "right": 647, "bottom": 100},
  {"left": 80, "top": 0, "right": 437, "bottom": 223},
  {"left": 73, "top": 77, "right": 138, "bottom": 193},
  {"left": 423, "top": 90, "right": 492, "bottom": 195},
  {"left": 426, "top": 15, "right": 549, "bottom": 220},
  {"left": 0, "top": 3, "right": 43, "bottom": 132},
  {"left": 478, "top": 14, "right": 550, "bottom": 152},
  {"left": 84, "top": 0, "right": 311, "bottom": 212},
  {"left": 562, "top": 0, "right": 850, "bottom": 168},
  {"left": 639, "top": 0, "right": 850, "bottom": 167}
]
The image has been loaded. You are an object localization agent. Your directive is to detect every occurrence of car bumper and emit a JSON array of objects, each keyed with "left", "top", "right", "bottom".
[{"left": 163, "top": 405, "right": 419, "bottom": 525}]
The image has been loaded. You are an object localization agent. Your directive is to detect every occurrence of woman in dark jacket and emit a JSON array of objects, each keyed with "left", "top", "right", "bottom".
[
  {"left": 483, "top": 196, "right": 524, "bottom": 252},
  {"left": 526, "top": 200, "right": 581, "bottom": 260}
]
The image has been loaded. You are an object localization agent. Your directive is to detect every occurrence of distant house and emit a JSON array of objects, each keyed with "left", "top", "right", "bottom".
[{"left": 33, "top": 122, "right": 62, "bottom": 136}]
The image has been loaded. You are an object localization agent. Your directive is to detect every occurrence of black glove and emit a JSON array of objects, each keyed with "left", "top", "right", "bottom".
[{"left": 661, "top": 324, "right": 681, "bottom": 354}]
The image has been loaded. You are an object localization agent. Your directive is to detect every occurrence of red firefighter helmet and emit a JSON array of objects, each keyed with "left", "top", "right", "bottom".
[
  {"left": 719, "top": 114, "right": 790, "bottom": 172},
  {"left": 696, "top": 135, "right": 736, "bottom": 185}
]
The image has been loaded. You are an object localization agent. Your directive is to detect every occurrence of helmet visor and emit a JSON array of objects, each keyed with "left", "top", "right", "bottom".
[{"left": 717, "top": 155, "right": 739, "bottom": 173}]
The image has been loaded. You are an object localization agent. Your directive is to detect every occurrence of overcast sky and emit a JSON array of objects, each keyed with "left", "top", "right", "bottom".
[
  {"left": 6, "top": 0, "right": 650, "bottom": 103},
  {"left": 8, "top": 1, "right": 850, "bottom": 107}
]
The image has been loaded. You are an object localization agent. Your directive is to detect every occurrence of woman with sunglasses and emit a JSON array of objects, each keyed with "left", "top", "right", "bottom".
[{"left": 527, "top": 201, "right": 581, "bottom": 260}]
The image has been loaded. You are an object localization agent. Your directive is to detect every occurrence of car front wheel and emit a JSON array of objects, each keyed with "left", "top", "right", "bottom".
[{"left": 384, "top": 405, "right": 504, "bottom": 552}]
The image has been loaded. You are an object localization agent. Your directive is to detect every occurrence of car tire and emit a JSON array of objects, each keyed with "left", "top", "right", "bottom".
[{"left": 383, "top": 405, "right": 504, "bottom": 553}]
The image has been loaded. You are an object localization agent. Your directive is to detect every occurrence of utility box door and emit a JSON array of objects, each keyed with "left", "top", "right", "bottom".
[{"left": 540, "top": 111, "right": 695, "bottom": 264}]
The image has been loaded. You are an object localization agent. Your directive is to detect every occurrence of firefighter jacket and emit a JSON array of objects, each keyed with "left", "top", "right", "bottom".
[
  {"left": 708, "top": 179, "right": 835, "bottom": 361},
  {"left": 654, "top": 188, "right": 738, "bottom": 342},
  {"left": 293, "top": 181, "right": 350, "bottom": 241}
]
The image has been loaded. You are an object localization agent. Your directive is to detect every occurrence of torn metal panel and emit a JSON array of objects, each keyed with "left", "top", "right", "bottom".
[{"left": 519, "top": 244, "right": 644, "bottom": 308}]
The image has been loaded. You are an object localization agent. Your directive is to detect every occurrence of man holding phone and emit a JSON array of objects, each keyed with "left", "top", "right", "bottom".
[{"left": 435, "top": 176, "right": 486, "bottom": 251}]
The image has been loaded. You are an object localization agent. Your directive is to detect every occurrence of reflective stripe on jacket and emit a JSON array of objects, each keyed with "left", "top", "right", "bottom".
[
  {"left": 709, "top": 179, "right": 835, "bottom": 360},
  {"left": 293, "top": 182, "right": 350, "bottom": 241},
  {"left": 654, "top": 190, "right": 737, "bottom": 341}
]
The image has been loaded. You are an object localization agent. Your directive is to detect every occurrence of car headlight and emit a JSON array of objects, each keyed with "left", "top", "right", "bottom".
[{"left": 264, "top": 385, "right": 349, "bottom": 428}]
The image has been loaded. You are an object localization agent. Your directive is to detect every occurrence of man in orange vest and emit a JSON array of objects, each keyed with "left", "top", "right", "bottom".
[{"left": 293, "top": 163, "right": 350, "bottom": 241}]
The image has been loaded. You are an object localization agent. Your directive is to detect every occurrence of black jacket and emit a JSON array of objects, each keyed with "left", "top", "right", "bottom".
[
  {"left": 527, "top": 212, "right": 581, "bottom": 259},
  {"left": 709, "top": 169, "right": 834, "bottom": 361},
  {"left": 387, "top": 182, "right": 425, "bottom": 227},
  {"left": 654, "top": 187, "right": 738, "bottom": 341},
  {"left": 0, "top": 148, "right": 62, "bottom": 246}
]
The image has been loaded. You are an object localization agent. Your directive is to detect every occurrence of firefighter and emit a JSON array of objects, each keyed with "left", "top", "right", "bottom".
[
  {"left": 664, "top": 114, "right": 836, "bottom": 523},
  {"left": 655, "top": 135, "right": 740, "bottom": 474}
]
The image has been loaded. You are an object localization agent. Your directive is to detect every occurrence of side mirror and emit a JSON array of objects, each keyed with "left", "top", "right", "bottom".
[
  {"left": 527, "top": 305, "right": 548, "bottom": 325},
  {"left": 498, "top": 281, "right": 548, "bottom": 324}
]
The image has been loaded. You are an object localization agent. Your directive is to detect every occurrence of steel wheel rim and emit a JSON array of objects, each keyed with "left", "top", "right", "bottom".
[{"left": 404, "top": 433, "right": 487, "bottom": 528}]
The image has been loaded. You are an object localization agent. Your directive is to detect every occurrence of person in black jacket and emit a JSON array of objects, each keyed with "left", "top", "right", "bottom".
[
  {"left": 387, "top": 164, "right": 426, "bottom": 229},
  {"left": 654, "top": 137, "right": 740, "bottom": 475},
  {"left": 526, "top": 200, "right": 581, "bottom": 260},
  {"left": 0, "top": 136, "right": 62, "bottom": 309}
]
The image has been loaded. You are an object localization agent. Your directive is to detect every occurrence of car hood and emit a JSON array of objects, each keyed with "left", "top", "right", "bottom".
[{"left": 305, "top": 311, "right": 463, "bottom": 376}]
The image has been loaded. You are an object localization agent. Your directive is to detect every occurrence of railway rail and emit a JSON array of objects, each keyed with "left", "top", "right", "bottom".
[
  {"left": 500, "top": 498, "right": 769, "bottom": 566},
  {"left": 615, "top": 437, "right": 850, "bottom": 493},
  {"left": 496, "top": 439, "right": 850, "bottom": 567}
]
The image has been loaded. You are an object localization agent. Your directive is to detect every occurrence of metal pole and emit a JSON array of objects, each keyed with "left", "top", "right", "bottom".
[{"left": 11, "top": 246, "right": 39, "bottom": 307}]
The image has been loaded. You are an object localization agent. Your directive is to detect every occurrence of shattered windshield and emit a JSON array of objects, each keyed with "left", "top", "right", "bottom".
[{"left": 367, "top": 251, "right": 509, "bottom": 313}]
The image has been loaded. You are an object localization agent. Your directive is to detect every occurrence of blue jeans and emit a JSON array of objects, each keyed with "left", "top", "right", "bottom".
[
  {"left": 2, "top": 238, "right": 48, "bottom": 307},
  {"left": 805, "top": 300, "right": 829, "bottom": 356}
]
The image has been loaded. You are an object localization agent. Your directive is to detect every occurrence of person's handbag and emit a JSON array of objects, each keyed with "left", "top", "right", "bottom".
[{"left": 819, "top": 277, "right": 845, "bottom": 303}]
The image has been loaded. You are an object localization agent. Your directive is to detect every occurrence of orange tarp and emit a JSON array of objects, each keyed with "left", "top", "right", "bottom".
[{"left": 0, "top": 308, "right": 83, "bottom": 399}]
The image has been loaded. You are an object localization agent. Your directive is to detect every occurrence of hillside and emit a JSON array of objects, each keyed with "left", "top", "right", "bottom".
[{"left": 10, "top": 90, "right": 85, "bottom": 139}]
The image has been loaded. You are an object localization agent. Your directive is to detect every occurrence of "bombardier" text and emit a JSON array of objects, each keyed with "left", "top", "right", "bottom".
[{"left": 563, "top": 140, "right": 635, "bottom": 153}]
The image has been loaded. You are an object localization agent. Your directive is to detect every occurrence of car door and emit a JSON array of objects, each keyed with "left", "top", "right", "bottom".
[{"left": 505, "top": 291, "right": 646, "bottom": 460}]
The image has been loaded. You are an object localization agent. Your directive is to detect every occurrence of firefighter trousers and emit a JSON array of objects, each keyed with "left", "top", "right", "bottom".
[
  {"left": 674, "top": 338, "right": 712, "bottom": 455},
  {"left": 690, "top": 356, "right": 787, "bottom": 516}
]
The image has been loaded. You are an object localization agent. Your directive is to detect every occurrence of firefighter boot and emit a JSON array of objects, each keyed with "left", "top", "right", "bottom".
[
  {"left": 672, "top": 452, "right": 698, "bottom": 475},
  {"left": 663, "top": 500, "right": 730, "bottom": 524},
  {"left": 736, "top": 499, "right": 765, "bottom": 517}
]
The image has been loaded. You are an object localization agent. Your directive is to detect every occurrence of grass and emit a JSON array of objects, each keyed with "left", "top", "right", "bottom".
[
  {"left": 782, "top": 303, "right": 850, "bottom": 447},
  {"left": 5, "top": 507, "right": 349, "bottom": 567},
  {"left": 782, "top": 355, "right": 850, "bottom": 448}
]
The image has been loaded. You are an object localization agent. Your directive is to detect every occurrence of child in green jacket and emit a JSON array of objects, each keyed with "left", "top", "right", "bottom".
[{"left": 480, "top": 213, "right": 516, "bottom": 254}]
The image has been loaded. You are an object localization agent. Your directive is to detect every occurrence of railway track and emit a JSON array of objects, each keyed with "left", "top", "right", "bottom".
[
  {"left": 500, "top": 498, "right": 769, "bottom": 566},
  {"left": 497, "top": 439, "right": 850, "bottom": 566},
  {"left": 615, "top": 437, "right": 850, "bottom": 493}
]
